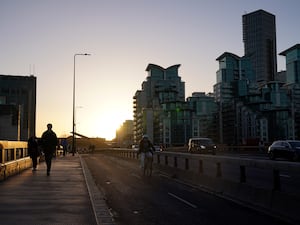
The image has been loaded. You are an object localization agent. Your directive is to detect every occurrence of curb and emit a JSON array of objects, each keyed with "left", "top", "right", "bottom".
[{"left": 79, "top": 155, "right": 115, "bottom": 225}]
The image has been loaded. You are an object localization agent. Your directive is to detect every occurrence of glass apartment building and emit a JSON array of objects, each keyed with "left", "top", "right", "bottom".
[
  {"left": 133, "top": 64, "right": 187, "bottom": 146},
  {"left": 243, "top": 9, "right": 277, "bottom": 83},
  {"left": 280, "top": 44, "right": 300, "bottom": 139}
]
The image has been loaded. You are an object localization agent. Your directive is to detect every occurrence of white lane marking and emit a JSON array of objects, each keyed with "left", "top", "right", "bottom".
[
  {"left": 168, "top": 192, "right": 197, "bottom": 209},
  {"left": 131, "top": 173, "right": 141, "bottom": 179},
  {"left": 280, "top": 174, "right": 291, "bottom": 178}
]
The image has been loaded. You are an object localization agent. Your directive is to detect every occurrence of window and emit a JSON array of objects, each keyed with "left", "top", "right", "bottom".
[
  {"left": 282, "top": 142, "right": 289, "bottom": 148},
  {"left": 0, "top": 96, "right": 6, "bottom": 104}
]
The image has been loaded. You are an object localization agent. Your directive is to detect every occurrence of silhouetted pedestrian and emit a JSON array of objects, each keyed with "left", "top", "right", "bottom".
[
  {"left": 41, "top": 123, "right": 58, "bottom": 176},
  {"left": 27, "top": 136, "right": 40, "bottom": 171},
  {"left": 61, "top": 138, "right": 68, "bottom": 156}
]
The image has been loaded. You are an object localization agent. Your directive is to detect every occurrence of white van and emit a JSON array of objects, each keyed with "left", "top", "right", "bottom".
[{"left": 188, "top": 137, "right": 217, "bottom": 155}]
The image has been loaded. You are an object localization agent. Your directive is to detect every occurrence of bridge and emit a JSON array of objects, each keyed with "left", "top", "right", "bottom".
[
  {"left": 0, "top": 141, "right": 299, "bottom": 224},
  {"left": 0, "top": 141, "right": 114, "bottom": 225}
]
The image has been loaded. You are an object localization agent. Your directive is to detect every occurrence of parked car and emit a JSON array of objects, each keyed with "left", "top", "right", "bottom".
[
  {"left": 188, "top": 137, "right": 217, "bottom": 155},
  {"left": 268, "top": 140, "right": 300, "bottom": 161}
]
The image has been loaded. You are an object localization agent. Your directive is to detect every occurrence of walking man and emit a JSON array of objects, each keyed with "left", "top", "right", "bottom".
[
  {"left": 27, "top": 136, "right": 40, "bottom": 171},
  {"left": 41, "top": 123, "right": 58, "bottom": 176}
]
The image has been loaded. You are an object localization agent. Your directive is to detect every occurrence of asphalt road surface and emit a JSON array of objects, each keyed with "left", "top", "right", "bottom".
[{"left": 82, "top": 154, "right": 292, "bottom": 225}]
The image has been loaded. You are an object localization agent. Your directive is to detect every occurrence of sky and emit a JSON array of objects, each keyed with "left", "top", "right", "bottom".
[{"left": 1, "top": 0, "right": 300, "bottom": 140}]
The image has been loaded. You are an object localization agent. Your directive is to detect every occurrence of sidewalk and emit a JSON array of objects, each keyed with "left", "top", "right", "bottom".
[{"left": 0, "top": 154, "right": 114, "bottom": 225}]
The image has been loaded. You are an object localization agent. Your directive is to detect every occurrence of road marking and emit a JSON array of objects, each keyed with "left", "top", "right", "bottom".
[
  {"left": 168, "top": 192, "right": 197, "bottom": 209},
  {"left": 131, "top": 173, "right": 141, "bottom": 179},
  {"left": 159, "top": 173, "right": 169, "bottom": 178},
  {"left": 280, "top": 174, "right": 291, "bottom": 178}
]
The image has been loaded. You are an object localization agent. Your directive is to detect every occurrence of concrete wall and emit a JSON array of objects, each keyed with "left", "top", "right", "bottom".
[
  {"left": 0, "top": 157, "right": 32, "bottom": 181},
  {"left": 0, "top": 140, "right": 31, "bottom": 181}
]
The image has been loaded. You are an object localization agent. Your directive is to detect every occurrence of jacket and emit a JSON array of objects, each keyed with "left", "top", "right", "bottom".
[{"left": 41, "top": 130, "right": 58, "bottom": 154}]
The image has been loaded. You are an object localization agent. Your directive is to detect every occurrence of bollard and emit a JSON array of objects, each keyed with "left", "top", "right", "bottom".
[
  {"left": 216, "top": 162, "right": 222, "bottom": 178},
  {"left": 165, "top": 155, "right": 168, "bottom": 165},
  {"left": 157, "top": 155, "right": 160, "bottom": 164},
  {"left": 273, "top": 169, "right": 281, "bottom": 191},
  {"left": 185, "top": 158, "right": 189, "bottom": 170},
  {"left": 199, "top": 160, "right": 203, "bottom": 174},
  {"left": 240, "top": 165, "right": 246, "bottom": 183}
]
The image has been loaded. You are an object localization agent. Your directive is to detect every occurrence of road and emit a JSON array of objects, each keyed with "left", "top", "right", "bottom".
[{"left": 82, "top": 153, "right": 292, "bottom": 225}]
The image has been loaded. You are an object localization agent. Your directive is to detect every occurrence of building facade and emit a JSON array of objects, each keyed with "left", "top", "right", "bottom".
[
  {"left": 211, "top": 9, "right": 300, "bottom": 146},
  {"left": 133, "top": 64, "right": 187, "bottom": 146},
  {"left": 214, "top": 50, "right": 296, "bottom": 145},
  {"left": 0, "top": 75, "right": 36, "bottom": 141},
  {"left": 116, "top": 120, "right": 133, "bottom": 148},
  {"left": 280, "top": 44, "right": 300, "bottom": 140},
  {"left": 186, "top": 92, "right": 218, "bottom": 142},
  {"left": 133, "top": 64, "right": 219, "bottom": 147},
  {"left": 243, "top": 9, "right": 277, "bottom": 83}
]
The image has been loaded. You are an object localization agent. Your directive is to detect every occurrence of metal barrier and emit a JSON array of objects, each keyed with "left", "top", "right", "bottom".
[{"left": 0, "top": 140, "right": 31, "bottom": 181}]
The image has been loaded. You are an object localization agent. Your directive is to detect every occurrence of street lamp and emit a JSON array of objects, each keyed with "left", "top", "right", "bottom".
[{"left": 72, "top": 53, "right": 91, "bottom": 156}]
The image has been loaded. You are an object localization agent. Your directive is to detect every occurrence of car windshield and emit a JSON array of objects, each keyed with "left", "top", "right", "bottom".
[
  {"left": 289, "top": 141, "right": 300, "bottom": 148},
  {"left": 194, "top": 139, "right": 213, "bottom": 145}
]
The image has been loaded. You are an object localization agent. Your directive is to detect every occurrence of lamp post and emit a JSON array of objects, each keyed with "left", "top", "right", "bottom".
[{"left": 72, "top": 53, "right": 91, "bottom": 156}]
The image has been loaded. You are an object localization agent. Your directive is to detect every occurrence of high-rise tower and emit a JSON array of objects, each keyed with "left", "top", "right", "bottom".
[{"left": 243, "top": 9, "right": 277, "bottom": 82}]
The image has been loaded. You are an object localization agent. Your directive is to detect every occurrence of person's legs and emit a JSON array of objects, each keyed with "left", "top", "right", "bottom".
[
  {"left": 140, "top": 152, "right": 145, "bottom": 168},
  {"left": 32, "top": 156, "right": 37, "bottom": 170},
  {"left": 45, "top": 154, "right": 52, "bottom": 175},
  {"left": 145, "top": 152, "right": 153, "bottom": 176}
]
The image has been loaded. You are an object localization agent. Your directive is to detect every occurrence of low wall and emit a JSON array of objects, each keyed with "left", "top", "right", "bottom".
[
  {"left": 100, "top": 148, "right": 300, "bottom": 225},
  {"left": 0, "top": 157, "right": 32, "bottom": 181},
  {"left": 0, "top": 140, "right": 32, "bottom": 181}
]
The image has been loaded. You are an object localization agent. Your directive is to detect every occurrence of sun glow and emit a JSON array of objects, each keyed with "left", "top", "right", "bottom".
[{"left": 76, "top": 110, "right": 131, "bottom": 141}]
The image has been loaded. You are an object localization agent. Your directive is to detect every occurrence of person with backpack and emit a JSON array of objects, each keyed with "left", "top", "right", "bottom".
[{"left": 41, "top": 123, "right": 58, "bottom": 176}]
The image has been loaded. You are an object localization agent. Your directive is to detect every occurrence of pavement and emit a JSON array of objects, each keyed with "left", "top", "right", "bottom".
[{"left": 0, "top": 154, "right": 115, "bottom": 225}]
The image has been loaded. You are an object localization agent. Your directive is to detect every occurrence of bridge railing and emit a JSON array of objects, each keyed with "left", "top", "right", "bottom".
[{"left": 0, "top": 140, "right": 32, "bottom": 181}]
